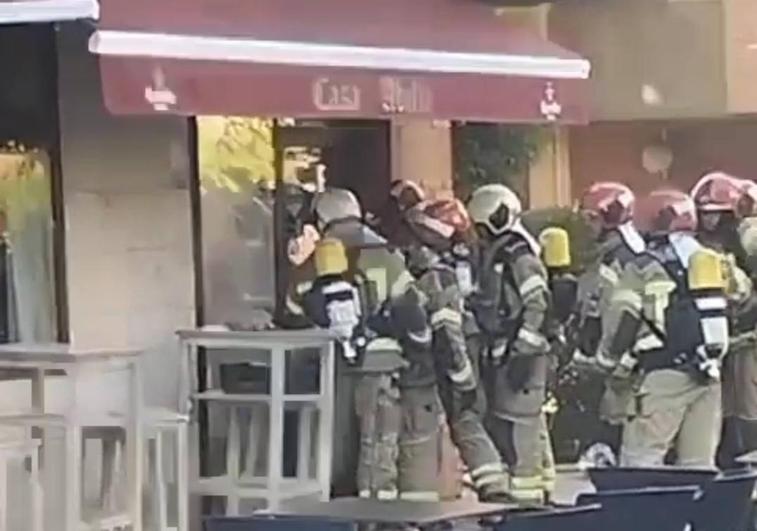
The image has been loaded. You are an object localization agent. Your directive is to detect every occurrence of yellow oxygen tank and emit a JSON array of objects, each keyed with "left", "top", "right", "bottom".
[
  {"left": 540, "top": 227, "right": 571, "bottom": 269},
  {"left": 688, "top": 248, "right": 726, "bottom": 291},
  {"left": 314, "top": 238, "right": 348, "bottom": 277}
]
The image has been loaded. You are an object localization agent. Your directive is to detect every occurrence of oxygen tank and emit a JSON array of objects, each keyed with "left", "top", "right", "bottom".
[
  {"left": 314, "top": 237, "right": 349, "bottom": 276},
  {"left": 540, "top": 227, "right": 571, "bottom": 269},
  {"left": 688, "top": 248, "right": 729, "bottom": 379},
  {"left": 540, "top": 227, "right": 576, "bottom": 322},
  {"left": 313, "top": 238, "right": 362, "bottom": 364}
]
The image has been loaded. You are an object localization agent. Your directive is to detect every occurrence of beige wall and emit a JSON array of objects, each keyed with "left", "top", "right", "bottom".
[
  {"left": 391, "top": 120, "right": 454, "bottom": 198},
  {"left": 57, "top": 25, "right": 195, "bottom": 407},
  {"left": 529, "top": 128, "right": 572, "bottom": 208},
  {"left": 723, "top": 0, "right": 757, "bottom": 114},
  {"left": 549, "top": 0, "right": 726, "bottom": 120}
]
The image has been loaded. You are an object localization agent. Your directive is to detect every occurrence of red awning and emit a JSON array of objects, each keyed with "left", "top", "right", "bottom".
[
  {"left": 0, "top": 0, "right": 97, "bottom": 24},
  {"left": 90, "top": 0, "right": 591, "bottom": 123}
]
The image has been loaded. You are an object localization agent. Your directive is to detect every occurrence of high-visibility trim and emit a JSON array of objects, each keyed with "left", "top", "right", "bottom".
[
  {"left": 430, "top": 307, "right": 463, "bottom": 327},
  {"left": 366, "top": 337, "right": 402, "bottom": 353},
  {"left": 517, "top": 327, "right": 547, "bottom": 348},
  {"left": 612, "top": 290, "right": 642, "bottom": 309},
  {"left": 89, "top": 30, "right": 591, "bottom": 80},
  {"left": 519, "top": 275, "right": 548, "bottom": 297},
  {"left": 295, "top": 281, "right": 314, "bottom": 295},
  {"left": 359, "top": 489, "right": 398, "bottom": 500},
  {"left": 407, "top": 327, "right": 432, "bottom": 345},
  {"left": 471, "top": 463, "right": 505, "bottom": 478},
  {"left": 635, "top": 334, "right": 664, "bottom": 351},
  {"left": 0, "top": 0, "right": 98, "bottom": 24},
  {"left": 285, "top": 296, "right": 304, "bottom": 316},
  {"left": 390, "top": 270, "right": 416, "bottom": 299},
  {"left": 599, "top": 263, "right": 620, "bottom": 285},
  {"left": 695, "top": 296, "right": 727, "bottom": 311},
  {"left": 448, "top": 359, "right": 475, "bottom": 384},
  {"left": 595, "top": 351, "right": 617, "bottom": 371},
  {"left": 399, "top": 491, "right": 440, "bottom": 501}
]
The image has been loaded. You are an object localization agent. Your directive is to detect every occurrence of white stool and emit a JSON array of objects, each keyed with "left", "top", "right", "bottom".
[
  {"left": 95, "top": 408, "right": 189, "bottom": 531},
  {"left": 0, "top": 438, "right": 41, "bottom": 531},
  {"left": 144, "top": 409, "right": 189, "bottom": 531}
]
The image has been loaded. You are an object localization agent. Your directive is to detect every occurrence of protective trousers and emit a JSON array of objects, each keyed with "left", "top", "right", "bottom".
[
  {"left": 397, "top": 385, "right": 443, "bottom": 500},
  {"left": 355, "top": 374, "right": 401, "bottom": 499},
  {"left": 485, "top": 355, "right": 548, "bottom": 503},
  {"left": 439, "top": 336, "right": 509, "bottom": 500},
  {"left": 621, "top": 369, "right": 721, "bottom": 467},
  {"left": 719, "top": 344, "right": 757, "bottom": 466},
  {"left": 354, "top": 376, "right": 442, "bottom": 500}
]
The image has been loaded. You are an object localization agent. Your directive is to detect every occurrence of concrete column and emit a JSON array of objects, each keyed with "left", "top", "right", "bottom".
[{"left": 390, "top": 120, "right": 454, "bottom": 199}]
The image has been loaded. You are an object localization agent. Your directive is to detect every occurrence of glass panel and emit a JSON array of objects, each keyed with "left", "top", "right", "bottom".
[
  {"left": 0, "top": 148, "right": 56, "bottom": 342},
  {"left": 197, "top": 117, "right": 277, "bottom": 325}
]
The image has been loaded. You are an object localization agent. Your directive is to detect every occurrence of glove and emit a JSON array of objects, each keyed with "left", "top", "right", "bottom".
[{"left": 506, "top": 353, "right": 534, "bottom": 391}]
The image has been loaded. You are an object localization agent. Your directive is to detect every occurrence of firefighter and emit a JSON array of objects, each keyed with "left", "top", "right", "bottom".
[
  {"left": 285, "top": 187, "right": 438, "bottom": 500},
  {"left": 372, "top": 179, "right": 428, "bottom": 248},
  {"left": 692, "top": 173, "right": 757, "bottom": 466},
  {"left": 466, "top": 184, "right": 551, "bottom": 503},
  {"left": 539, "top": 227, "right": 577, "bottom": 496},
  {"left": 572, "top": 182, "right": 645, "bottom": 462},
  {"left": 599, "top": 188, "right": 729, "bottom": 467},
  {"left": 403, "top": 198, "right": 512, "bottom": 502}
]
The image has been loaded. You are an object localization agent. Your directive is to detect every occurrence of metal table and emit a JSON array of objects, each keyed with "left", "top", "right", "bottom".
[
  {"left": 177, "top": 328, "right": 336, "bottom": 513},
  {"left": 0, "top": 343, "right": 143, "bottom": 531},
  {"left": 273, "top": 497, "right": 514, "bottom": 526}
]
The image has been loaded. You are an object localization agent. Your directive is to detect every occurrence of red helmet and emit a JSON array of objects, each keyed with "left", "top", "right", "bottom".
[
  {"left": 636, "top": 188, "right": 697, "bottom": 234},
  {"left": 407, "top": 198, "right": 471, "bottom": 249},
  {"left": 691, "top": 172, "right": 744, "bottom": 212},
  {"left": 423, "top": 198, "right": 472, "bottom": 235},
  {"left": 579, "top": 182, "right": 635, "bottom": 229},
  {"left": 389, "top": 180, "right": 426, "bottom": 211}
]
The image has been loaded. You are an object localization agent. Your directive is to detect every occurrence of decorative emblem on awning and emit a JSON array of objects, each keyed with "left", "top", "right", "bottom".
[
  {"left": 144, "top": 66, "right": 177, "bottom": 112},
  {"left": 540, "top": 82, "right": 562, "bottom": 121}
]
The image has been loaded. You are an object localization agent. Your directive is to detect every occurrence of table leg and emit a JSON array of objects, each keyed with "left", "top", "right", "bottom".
[
  {"left": 317, "top": 343, "right": 335, "bottom": 501},
  {"left": 177, "top": 423, "right": 189, "bottom": 531},
  {"left": 225, "top": 407, "right": 241, "bottom": 516},
  {"left": 30, "top": 369, "right": 46, "bottom": 468},
  {"left": 268, "top": 348, "right": 285, "bottom": 510},
  {"left": 127, "top": 360, "right": 144, "bottom": 531},
  {"left": 29, "top": 445, "right": 43, "bottom": 531},
  {"left": 297, "top": 406, "right": 313, "bottom": 480},
  {"left": 64, "top": 426, "right": 82, "bottom": 531}
]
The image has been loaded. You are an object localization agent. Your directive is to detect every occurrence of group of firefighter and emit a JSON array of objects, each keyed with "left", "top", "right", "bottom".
[{"left": 279, "top": 172, "right": 757, "bottom": 506}]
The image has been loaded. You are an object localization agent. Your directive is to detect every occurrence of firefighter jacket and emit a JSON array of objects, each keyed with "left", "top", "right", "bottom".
[
  {"left": 471, "top": 230, "right": 550, "bottom": 362},
  {"left": 284, "top": 219, "right": 428, "bottom": 377},
  {"left": 598, "top": 233, "right": 729, "bottom": 380},
  {"left": 575, "top": 226, "right": 644, "bottom": 366},
  {"left": 405, "top": 246, "right": 477, "bottom": 392}
]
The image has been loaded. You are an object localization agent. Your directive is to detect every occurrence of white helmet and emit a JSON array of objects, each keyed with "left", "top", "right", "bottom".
[
  {"left": 466, "top": 184, "right": 523, "bottom": 236},
  {"left": 312, "top": 188, "right": 362, "bottom": 229}
]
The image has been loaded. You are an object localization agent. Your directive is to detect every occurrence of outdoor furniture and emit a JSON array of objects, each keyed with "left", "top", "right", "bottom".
[
  {"left": 497, "top": 505, "right": 602, "bottom": 531},
  {"left": 177, "top": 328, "right": 336, "bottom": 514},
  {"left": 587, "top": 466, "right": 717, "bottom": 491},
  {"left": 577, "top": 486, "right": 698, "bottom": 531},
  {"left": 269, "top": 497, "right": 513, "bottom": 527},
  {"left": 691, "top": 469, "right": 757, "bottom": 531},
  {"left": 0, "top": 343, "right": 144, "bottom": 531},
  {"left": 144, "top": 408, "right": 190, "bottom": 531},
  {"left": 204, "top": 515, "right": 353, "bottom": 531},
  {"left": 0, "top": 438, "right": 41, "bottom": 531}
]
